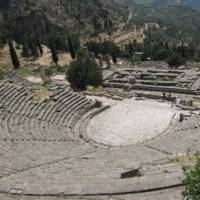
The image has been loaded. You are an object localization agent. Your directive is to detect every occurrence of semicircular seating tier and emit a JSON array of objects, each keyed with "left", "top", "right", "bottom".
[{"left": 0, "top": 82, "right": 101, "bottom": 142}]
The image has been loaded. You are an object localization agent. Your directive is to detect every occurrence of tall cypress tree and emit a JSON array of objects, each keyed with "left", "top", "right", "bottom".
[
  {"left": 36, "top": 38, "right": 43, "bottom": 56},
  {"left": 8, "top": 40, "right": 20, "bottom": 69},
  {"left": 27, "top": 35, "right": 39, "bottom": 58},
  {"left": 172, "top": 43, "right": 177, "bottom": 52},
  {"left": 50, "top": 44, "right": 58, "bottom": 65},
  {"left": 68, "top": 35, "right": 75, "bottom": 59},
  {"left": 181, "top": 41, "right": 185, "bottom": 58},
  {"left": 165, "top": 42, "right": 169, "bottom": 50},
  {"left": 29, "top": 42, "right": 39, "bottom": 58},
  {"left": 22, "top": 43, "right": 30, "bottom": 58},
  {"left": 22, "top": 38, "right": 30, "bottom": 58},
  {"left": 128, "top": 42, "right": 133, "bottom": 57},
  {"left": 112, "top": 52, "right": 117, "bottom": 64}
]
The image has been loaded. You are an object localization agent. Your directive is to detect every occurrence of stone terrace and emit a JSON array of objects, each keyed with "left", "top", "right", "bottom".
[{"left": 104, "top": 67, "right": 200, "bottom": 94}]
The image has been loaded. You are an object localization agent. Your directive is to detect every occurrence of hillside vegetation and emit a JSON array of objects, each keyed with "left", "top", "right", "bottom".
[
  {"left": 0, "top": 0, "right": 125, "bottom": 45},
  {"left": 115, "top": 0, "right": 200, "bottom": 44},
  {"left": 1, "top": 0, "right": 200, "bottom": 70}
]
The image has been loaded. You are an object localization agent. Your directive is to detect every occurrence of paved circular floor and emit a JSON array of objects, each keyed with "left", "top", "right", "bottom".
[{"left": 87, "top": 97, "right": 178, "bottom": 146}]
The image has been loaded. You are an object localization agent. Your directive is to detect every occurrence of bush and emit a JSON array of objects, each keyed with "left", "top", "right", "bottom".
[
  {"left": 42, "top": 80, "right": 50, "bottom": 86},
  {"left": 45, "top": 64, "right": 62, "bottom": 76},
  {"left": 15, "top": 44, "right": 21, "bottom": 50},
  {"left": 183, "top": 158, "right": 200, "bottom": 200},
  {"left": 0, "top": 69, "right": 5, "bottom": 80},
  {"left": 67, "top": 49, "right": 102, "bottom": 90},
  {"left": 153, "top": 49, "right": 172, "bottom": 60},
  {"left": 167, "top": 54, "right": 185, "bottom": 68}
]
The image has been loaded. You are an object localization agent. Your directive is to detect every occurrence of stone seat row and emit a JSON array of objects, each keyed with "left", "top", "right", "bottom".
[
  {"left": 0, "top": 112, "right": 72, "bottom": 141},
  {"left": 162, "top": 115, "right": 200, "bottom": 137},
  {"left": 0, "top": 82, "right": 96, "bottom": 141},
  {"left": 0, "top": 140, "right": 91, "bottom": 178}
]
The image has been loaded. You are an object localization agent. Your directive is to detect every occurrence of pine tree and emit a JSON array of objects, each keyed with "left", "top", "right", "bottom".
[
  {"left": 68, "top": 35, "right": 75, "bottom": 59},
  {"left": 8, "top": 40, "right": 20, "bottom": 69},
  {"left": 50, "top": 45, "right": 58, "bottom": 65}
]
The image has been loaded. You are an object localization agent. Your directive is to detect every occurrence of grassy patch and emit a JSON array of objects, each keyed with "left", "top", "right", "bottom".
[
  {"left": 42, "top": 80, "right": 51, "bottom": 86},
  {"left": 33, "top": 88, "right": 53, "bottom": 102},
  {"left": 0, "top": 62, "right": 12, "bottom": 71},
  {"left": 86, "top": 85, "right": 104, "bottom": 92},
  {"left": 16, "top": 67, "right": 33, "bottom": 77},
  {"left": 45, "top": 64, "right": 66, "bottom": 77},
  {"left": 154, "top": 75, "right": 176, "bottom": 82},
  {"left": 0, "top": 69, "right": 5, "bottom": 80},
  {"left": 169, "top": 153, "right": 200, "bottom": 165},
  {"left": 193, "top": 98, "right": 200, "bottom": 106}
]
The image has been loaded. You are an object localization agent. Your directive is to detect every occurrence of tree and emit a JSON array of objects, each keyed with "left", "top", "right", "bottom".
[
  {"left": 48, "top": 33, "right": 59, "bottom": 64},
  {"left": 86, "top": 41, "right": 104, "bottom": 57},
  {"left": 8, "top": 40, "right": 20, "bottom": 69},
  {"left": 128, "top": 42, "right": 133, "bottom": 57},
  {"left": 22, "top": 40, "right": 30, "bottom": 58},
  {"left": 86, "top": 40, "right": 120, "bottom": 58},
  {"left": 0, "top": 31, "right": 7, "bottom": 48},
  {"left": 181, "top": 41, "right": 185, "bottom": 58},
  {"left": 153, "top": 49, "right": 172, "bottom": 60},
  {"left": 112, "top": 52, "right": 117, "bottom": 64},
  {"left": 29, "top": 42, "right": 39, "bottom": 58},
  {"left": 27, "top": 34, "right": 40, "bottom": 58},
  {"left": 165, "top": 42, "right": 169, "bottom": 50},
  {"left": 50, "top": 45, "right": 58, "bottom": 65},
  {"left": 0, "top": 69, "right": 4, "bottom": 80},
  {"left": 36, "top": 38, "right": 43, "bottom": 56},
  {"left": 69, "top": 33, "right": 80, "bottom": 52},
  {"left": 68, "top": 35, "right": 75, "bottom": 59},
  {"left": 167, "top": 54, "right": 185, "bottom": 68},
  {"left": 67, "top": 49, "right": 102, "bottom": 90},
  {"left": 183, "top": 158, "right": 200, "bottom": 200}
]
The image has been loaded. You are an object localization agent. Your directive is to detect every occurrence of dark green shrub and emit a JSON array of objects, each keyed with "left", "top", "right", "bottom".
[
  {"left": 0, "top": 69, "right": 5, "bottom": 80},
  {"left": 167, "top": 54, "right": 185, "bottom": 68},
  {"left": 67, "top": 49, "right": 102, "bottom": 90},
  {"left": 183, "top": 158, "right": 200, "bottom": 200}
]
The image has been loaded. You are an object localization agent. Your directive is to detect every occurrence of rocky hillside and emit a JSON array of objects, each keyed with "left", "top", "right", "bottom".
[{"left": 0, "top": 0, "right": 124, "bottom": 43}]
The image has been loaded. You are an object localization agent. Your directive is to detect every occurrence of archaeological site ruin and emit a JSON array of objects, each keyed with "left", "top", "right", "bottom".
[{"left": 0, "top": 61, "right": 200, "bottom": 200}]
